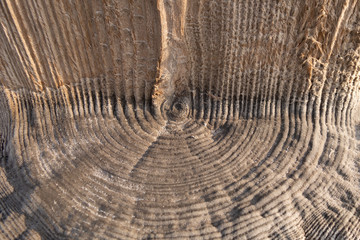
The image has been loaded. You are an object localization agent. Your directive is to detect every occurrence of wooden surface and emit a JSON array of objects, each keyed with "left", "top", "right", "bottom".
[{"left": 0, "top": 0, "right": 360, "bottom": 239}]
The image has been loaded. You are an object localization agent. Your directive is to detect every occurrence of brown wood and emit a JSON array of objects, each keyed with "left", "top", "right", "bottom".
[{"left": 0, "top": 0, "right": 359, "bottom": 239}]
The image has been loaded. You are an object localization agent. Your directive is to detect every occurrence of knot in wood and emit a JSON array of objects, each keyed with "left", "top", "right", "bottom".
[{"left": 166, "top": 98, "right": 189, "bottom": 121}]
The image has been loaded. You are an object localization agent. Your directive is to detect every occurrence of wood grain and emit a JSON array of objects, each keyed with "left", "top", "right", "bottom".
[{"left": 0, "top": 0, "right": 359, "bottom": 239}]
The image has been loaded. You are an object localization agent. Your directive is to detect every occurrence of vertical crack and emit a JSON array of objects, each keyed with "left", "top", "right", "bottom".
[{"left": 152, "top": 0, "right": 189, "bottom": 107}]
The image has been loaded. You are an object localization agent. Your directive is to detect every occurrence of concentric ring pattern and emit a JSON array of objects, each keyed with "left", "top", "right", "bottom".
[{"left": 0, "top": 0, "right": 360, "bottom": 239}]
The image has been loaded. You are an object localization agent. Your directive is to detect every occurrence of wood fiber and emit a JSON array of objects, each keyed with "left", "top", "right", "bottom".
[{"left": 0, "top": 0, "right": 360, "bottom": 239}]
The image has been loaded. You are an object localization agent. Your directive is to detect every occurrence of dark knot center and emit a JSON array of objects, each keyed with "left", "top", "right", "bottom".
[{"left": 166, "top": 98, "right": 189, "bottom": 121}]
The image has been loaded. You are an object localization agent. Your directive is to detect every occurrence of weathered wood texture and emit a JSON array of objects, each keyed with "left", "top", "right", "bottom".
[{"left": 0, "top": 0, "right": 360, "bottom": 239}]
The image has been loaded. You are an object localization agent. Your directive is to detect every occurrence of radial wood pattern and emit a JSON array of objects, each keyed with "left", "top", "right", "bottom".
[{"left": 0, "top": 0, "right": 360, "bottom": 239}]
